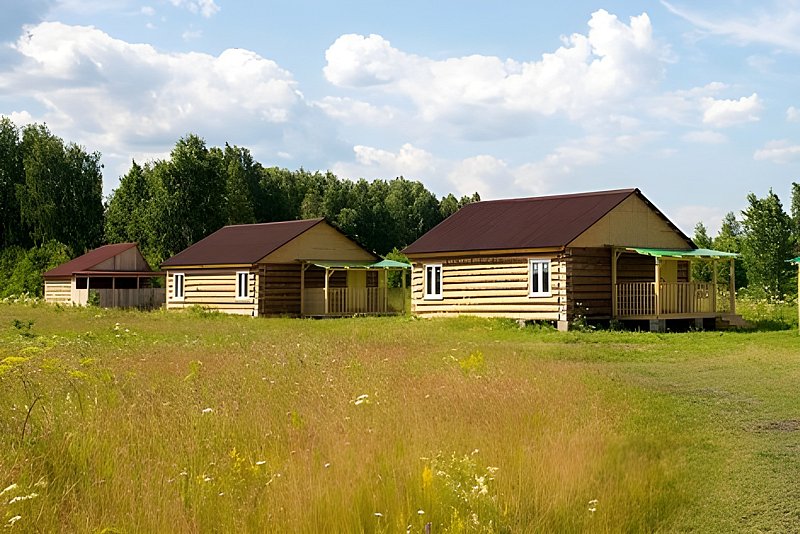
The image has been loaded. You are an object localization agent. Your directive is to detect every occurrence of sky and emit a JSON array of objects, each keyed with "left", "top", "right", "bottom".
[{"left": 1, "top": 1, "right": 799, "bottom": 235}]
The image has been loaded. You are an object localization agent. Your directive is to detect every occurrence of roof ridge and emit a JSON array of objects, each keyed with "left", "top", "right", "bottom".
[
  {"left": 221, "top": 217, "right": 325, "bottom": 229},
  {"left": 472, "top": 188, "right": 638, "bottom": 205}
]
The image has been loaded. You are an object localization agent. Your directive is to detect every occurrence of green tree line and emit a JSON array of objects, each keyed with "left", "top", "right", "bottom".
[{"left": 0, "top": 118, "right": 478, "bottom": 296}]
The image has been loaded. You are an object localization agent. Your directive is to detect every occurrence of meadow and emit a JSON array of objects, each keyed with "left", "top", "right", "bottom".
[{"left": 0, "top": 302, "right": 798, "bottom": 533}]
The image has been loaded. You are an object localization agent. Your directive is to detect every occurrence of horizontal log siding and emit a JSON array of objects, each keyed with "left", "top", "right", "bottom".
[
  {"left": 166, "top": 268, "right": 258, "bottom": 316},
  {"left": 261, "top": 264, "right": 300, "bottom": 315},
  {"left": 564, "top": 248, "right": 612, "bottom": 319},
  {"left": 45, "top": 278, "right": 72, "bottom": 304},
  {"left": 411, "top": 255, "right": 566, "bottom": 320}
]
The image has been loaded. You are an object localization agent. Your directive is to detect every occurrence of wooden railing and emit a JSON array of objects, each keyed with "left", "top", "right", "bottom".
[
  {"left": 73, "top": 288, "right": 166, "bottom": 309},
  {"left": 303, "top": 287, "right": 408, "bottom": 316},
  {"left": 616, "top": 282, "right": 718, "bottom": 318}
]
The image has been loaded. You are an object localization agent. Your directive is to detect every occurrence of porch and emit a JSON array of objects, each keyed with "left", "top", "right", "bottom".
[
  {"left": 72, "top": 271, "right": 165, "bottom": 310},
  {"left": 300, "top": 259, "right": 410, "bottom": 317},
  {"left": 612, "top": 247, "right": 740, "bottom": 323}
]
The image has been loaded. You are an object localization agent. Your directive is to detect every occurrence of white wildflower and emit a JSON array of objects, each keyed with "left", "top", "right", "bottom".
[
  {"left": 201, "top": 408, "right": 213, "bottom": 414},
  {"left": 374, "top": 512, "right": 383, "bottom": 517},
  {"left": 353, "top": 394, "right": 370, "bottom": 406},
  {"left": 8, "top": 493, "right": 37, "bottom": 504},
  {"left": 7, "top": 516, "right": 21, "bottom": 526},
  {"left": 588, "top": 498, "right": 598, "bottom": 513},
  {"left": 255, "top": 460, "right": 266, "bottom": 466},
  {"left": 0, "top": 484, "right": 17, "bottom": 496},
  {"left": 417, "top": 509, "right": 425, "bottom": 515},
  {"left": 324, "top": 462, "right": 331, "bottom": 468}
]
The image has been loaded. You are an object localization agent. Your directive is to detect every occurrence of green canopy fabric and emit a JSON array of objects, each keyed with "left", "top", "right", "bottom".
[
  {"left": 310, "top": 259, "right": 411, "bottom": 269},
  {"left": 628, "top": 247, "right": 739, "bottom": 259},
  {"left": 790, "top": 257, "right": 800, "bottom": 264}
]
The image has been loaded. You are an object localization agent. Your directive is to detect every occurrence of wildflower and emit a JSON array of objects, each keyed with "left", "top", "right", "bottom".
[
  {"left": 201, "top": 408, "right": 213, "bottom": 414},
  {"left": 353, "top": 394, "right": 370, "bottom": 406},
  {"left": 8, "top": 493, "right": 38, "bottom": 504},
  {"left": 0, "top": 484, "right": 17, "bottom": 496},
  {"left": 7, "top": 516, "right": 21, "bottom": 526},
  {"left": 417, "top": 509, "right": 425, "bottom": 515},
  {"left": 588, "top": 498, "right": 598, "bottom": 513},
  {"left": 324, "top": 462, "right": 331, "bottom": 468},
  {"left": 255, "top": 460, "right": 266, "bottom": 466},
  {"left": 374, "top": 512, "right": 383, "bottom": 517}
]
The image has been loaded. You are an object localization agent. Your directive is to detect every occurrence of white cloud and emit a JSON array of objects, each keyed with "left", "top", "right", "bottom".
[
  {"left": 701, "top": 93, "right": 762, "bottom": 127},
  {"left": 140, "top": 6, "right": 155, "bottom": 16},
  {"left": 8, "top": 110, "right": 34, "bottom": 125},
  {"left": 169, "top": 0, "right": 219, "bottom": 18},
  {"left": 182, "top": 29, "right": 202, "bottom": 41},
  {"left": 787, "top": 106, "right": 800, "bottom": 122},
  {"left": 662, "top": 1, "right": 800, "bottom": 53},
  {"left": 754, "top": 140, "right": 800, "bottom": 163},
  {"left": 0, "top": 21, "right": 339, "bottom": 188},
  {"left": 682, "top": 130, "right": 727, "bottom": 144},
  {"left": 324, "top": 9, "right": 670, "bottom": 134},
  {"left": 313, "top": 96, "right": 397, "bottom": 125}
]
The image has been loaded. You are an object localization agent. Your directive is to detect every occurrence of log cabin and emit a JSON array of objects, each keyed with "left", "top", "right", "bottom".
[
  {"left": 160, "top": 218, "right": 410, "bottom": 317},
  {"left": 402, "top": 188, "right": 744, "bottom": 331},
  {"left": 43, "top": 243, "right": 164, "bottom": 309}
]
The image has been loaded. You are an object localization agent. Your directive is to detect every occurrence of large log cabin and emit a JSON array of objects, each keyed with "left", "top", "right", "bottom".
[{"left": 403, "top": 188, "right": 743, "bottom": 331}]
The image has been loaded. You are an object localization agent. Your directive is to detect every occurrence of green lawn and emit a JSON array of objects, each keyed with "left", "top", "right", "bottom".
[{"left": 0, "top": 303, "right": 798, "bottom": 532}]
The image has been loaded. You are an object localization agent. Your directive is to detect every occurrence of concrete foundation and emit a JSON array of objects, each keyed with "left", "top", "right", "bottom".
[{"left": 557, "top": 320, "right": 570, "bottom": 332}]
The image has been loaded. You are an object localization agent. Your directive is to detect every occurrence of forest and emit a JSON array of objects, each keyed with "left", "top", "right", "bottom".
[
  {"left": 0, "top": 115, "right": 797, "bottom": 300},
  {"left": 0, "top": 117, "right": 477, "bottom": 296}
]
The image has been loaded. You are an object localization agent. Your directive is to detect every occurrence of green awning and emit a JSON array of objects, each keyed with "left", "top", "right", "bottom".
[
  {"left": 789, "top": 257, "right": 800, "bottom": 264},
  {"left": 628, "top": 247, "right": 739, "bottom": 259},
  {"left": 310, "top": 259, "right": 411, "bottom": 269}
]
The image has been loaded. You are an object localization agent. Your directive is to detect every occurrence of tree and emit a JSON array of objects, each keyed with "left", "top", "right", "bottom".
[
  {"left": 105, "top": 160, "right": 161, "bottom": 265},
  {"left": 0, "top": 117, "right": 25, "bottom": 248},
  {"left": 16, "top": 123, "right": 103, "bottom": 254},
  {"left": 713, "top": 212, "right": 748, "bottom": 289},
  {"left": 691, "top": 222, "right": 713, "bottom": 282},
  {"left": 741, "top": 190, "right": 794, "bottom": 300},
  {"left": 791, "top": 182, "right": 800, "bottom": 254}
]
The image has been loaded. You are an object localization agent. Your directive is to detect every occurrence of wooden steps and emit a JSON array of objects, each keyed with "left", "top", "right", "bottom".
[{"left": 715, "top": 313, "right": 752, "bottom": 330}]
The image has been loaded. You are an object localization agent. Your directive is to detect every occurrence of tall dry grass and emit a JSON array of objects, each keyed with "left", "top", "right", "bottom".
[{"left": 0, "top": 304, "right": 798, "bottom": 532}]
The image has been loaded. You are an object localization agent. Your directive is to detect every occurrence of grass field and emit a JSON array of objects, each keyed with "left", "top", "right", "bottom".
[{"left": 0, "top": 303, "right": 798, "bottom": 533}]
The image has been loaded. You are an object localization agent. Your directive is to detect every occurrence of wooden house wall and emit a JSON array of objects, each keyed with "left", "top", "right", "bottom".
[
  {"left": 262, "top": 223, "right": 376, "bottom": 263},
  {"left": 258, "top": 264, "right": 347, "bottom": 316},
  {"left": 409, "top": 253, "right": 567, "bottom": 320},
  {"left": 166, "top": 268, "right": 258, "bottom": 316},
  {"left": 568, "top": 194, "right": 692, "bottom": 249},
  {"left": 564, "top": 248, "right": 611, "bottom": 319},
  {"left": 44, "top": 278, "right": 72, "bottom": 304},
  {"left": 91, "top": 247, "right": 150, "bottom": 272}
]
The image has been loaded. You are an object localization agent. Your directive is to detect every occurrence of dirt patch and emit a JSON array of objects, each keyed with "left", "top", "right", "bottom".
[{"left": 752, "top": 420, "right": 800, "bottom": 432}]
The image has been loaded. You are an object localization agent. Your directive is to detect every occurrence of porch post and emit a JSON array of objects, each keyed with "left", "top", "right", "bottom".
[
  {"left": 729, "top": 259, "right": 736, "bottom": 315},
  {"left": 711, "top": 259, "right": 718, "bottom": 312},
  {"left": 383, "top": 270, "right": 388, "bottom": 313},
  {"left": 324, "top": 267, "right": 329, "bottom": 315},
  {"left": 611, "top": 248, "right": 619, "bottom": 318},
  {"left": 402, "top": 268, "right": 407, "bottom": 314},
  {"left": 654, "top": 258, "right": 661, "bottom": 317},
  {"left": 300, "top": 262, "right": 306, "bottom": 316}
]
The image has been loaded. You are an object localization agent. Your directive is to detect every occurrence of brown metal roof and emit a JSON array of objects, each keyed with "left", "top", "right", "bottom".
[
  {"left": 403, "top": 188, "right": 693, "bottom": 255},
  {"left": 161, "top": 218, "right": 326, "bottom": 267},
  {"left": 43, "top": 243, "right": 142, "bottom": 278}
]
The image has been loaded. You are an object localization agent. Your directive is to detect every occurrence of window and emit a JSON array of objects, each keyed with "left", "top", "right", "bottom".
[
  {"left": 173, "top": 273, "right": 185, "bottom": 300},
  {"left": 424, "top": 264, "right": 443, "bottom": 300},
  {"left": 529, "top": 259, "right": 551, "bottom": 297},
  {"left": 236, "top": 271, "right": 249, "bottom": 299}
]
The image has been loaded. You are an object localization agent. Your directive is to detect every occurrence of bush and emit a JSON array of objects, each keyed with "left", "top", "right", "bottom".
[{"left": 0, "top": 241, "right": 72, "bottom": 298}]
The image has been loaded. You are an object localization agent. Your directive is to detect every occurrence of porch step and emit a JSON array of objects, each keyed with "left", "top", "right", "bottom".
[{"left": 715, "top": 314, "right": 752, "bottom": 330}]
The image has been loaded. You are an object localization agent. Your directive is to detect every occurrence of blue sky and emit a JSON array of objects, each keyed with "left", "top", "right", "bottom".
[{"left": 1, "top": 1, "right": 799, "bottom": 235}]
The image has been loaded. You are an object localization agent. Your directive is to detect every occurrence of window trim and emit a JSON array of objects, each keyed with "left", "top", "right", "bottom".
[
  {"left": 173, "top": 272, "right": 185, "bottom": 301},
  {"left": 423, "top": 264, "right": 443, "bottom": 301},
  {"left": 528, "top": 259, "right": 551, "bottom": 298},
  {"left": 236, "top": 271, "right": 250, "bottom": 300}
]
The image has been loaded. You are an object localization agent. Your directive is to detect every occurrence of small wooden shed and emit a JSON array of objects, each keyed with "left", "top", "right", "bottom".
[
  {"left": 403, "top": 188, "right": 744, "bottom": 331},
  {"left": 161, "top": 218, "right": 410, "bottom": 317},
  {"left": 43, "top": 243, "right": 164, "bottom": 309}
]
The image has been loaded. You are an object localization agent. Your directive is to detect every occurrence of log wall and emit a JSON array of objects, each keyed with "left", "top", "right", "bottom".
[
  {"left": 44, "top": 278, "right": 72, "bottom": 304},
  {"left": 166, "top": 268, "right": 258, "bottom": 316},
  {"left": 410, "top": 254, "right": 567, "bottom": 320}
]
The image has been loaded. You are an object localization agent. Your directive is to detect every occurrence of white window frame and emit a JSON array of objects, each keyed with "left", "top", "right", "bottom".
[
  {"left": 528, "top": 259, "right": 551, "bottom": 297},
  {"left": 423, "top": 264, "right": 443, "bottom": 300},
  {"left": 236, "top": 271, "right": 250, "bottom": 300},
  {"left": 173, "top": 273, "right": 185, "bottom": 301}
]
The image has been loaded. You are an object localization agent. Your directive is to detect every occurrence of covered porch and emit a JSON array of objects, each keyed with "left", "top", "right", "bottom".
[
  {"left": 612, "top": 247, "right": 740, "bottom": 326},
  {"left": 300, "top": 259, "right": 411, "bottom": 317},
  {"left": 72, "top": 270, "right": 166, "bottom": 309}
]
